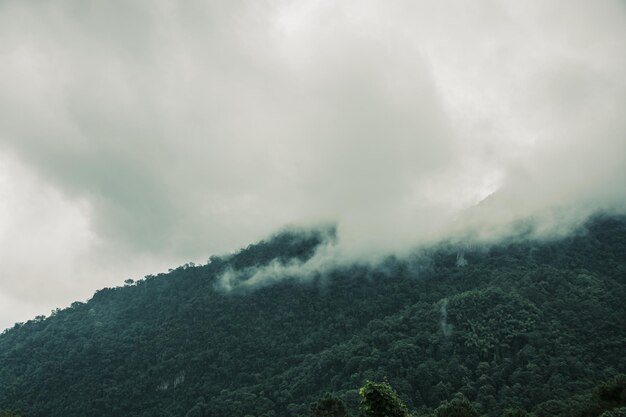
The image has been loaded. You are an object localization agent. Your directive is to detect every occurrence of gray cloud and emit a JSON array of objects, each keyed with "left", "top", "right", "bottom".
[{"left": 0, "top": 0, "right": 625, "bottom": 327}]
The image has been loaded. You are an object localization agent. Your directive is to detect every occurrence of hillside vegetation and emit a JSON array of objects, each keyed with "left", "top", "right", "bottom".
[{"left": 0, "top": 217, "right": 624, "bottom": 417}]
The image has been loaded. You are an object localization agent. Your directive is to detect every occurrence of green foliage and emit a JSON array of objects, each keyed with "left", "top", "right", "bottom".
[
  {"left": 528, "top": 375, "right": 626, "bottom": 417},
  {"left": 446, "top": 288, "right": 539, "bottom": 361},
  {"left": 600, "top": 407, "right": 626, "bottom": 417},
  {"left": 359, "top": 381, "right": 411, "bottom": 417},
  {"left": 500, "top": 408, "right": 527, "bottom": 417},
  {"left": 309, "top": 393, "right": 350, "bottom": 417},
  {"left": 0, "top": 216, "right": 624, "bottom": 417},
  {"left": 432, "top": 396, "right": 479, "bottom": 417},
  {"left": 597, "top": 375, "right": 626, "bottom": 407}
]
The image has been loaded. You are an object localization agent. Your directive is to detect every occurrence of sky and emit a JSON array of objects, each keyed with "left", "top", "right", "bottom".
[{"left": 0, "top": 0, "right": 625, "bottom": 330}]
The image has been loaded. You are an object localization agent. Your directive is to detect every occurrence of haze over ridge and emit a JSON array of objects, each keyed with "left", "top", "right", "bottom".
[{"left": 0, "top": 0, "right": 625, "bottom": 328}]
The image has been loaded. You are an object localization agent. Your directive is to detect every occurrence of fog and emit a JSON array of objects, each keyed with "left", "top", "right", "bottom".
[{"left": 0, "top": 0, "right": 625, "bottom": 329}]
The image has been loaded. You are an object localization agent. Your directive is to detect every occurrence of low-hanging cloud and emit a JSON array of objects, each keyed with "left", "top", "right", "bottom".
[{"left": 0, "top": 0, "right": 625, "bottom": 327}]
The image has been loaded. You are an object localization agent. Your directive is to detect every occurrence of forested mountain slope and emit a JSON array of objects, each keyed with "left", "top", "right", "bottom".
[{"left": 0, "top": 217, "right": 624, "bottom": 417}]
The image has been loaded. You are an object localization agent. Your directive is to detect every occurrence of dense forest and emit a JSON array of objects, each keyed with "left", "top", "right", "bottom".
[{"left": 0, "top": 215, "right": 624, "bottom": 417}]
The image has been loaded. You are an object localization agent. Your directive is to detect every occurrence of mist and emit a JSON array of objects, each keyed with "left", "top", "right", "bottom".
[{"left": 0, "top": 0, "right": 625, "bottom": 328}]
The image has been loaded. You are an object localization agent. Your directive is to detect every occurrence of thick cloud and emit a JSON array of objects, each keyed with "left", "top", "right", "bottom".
[{"left": 0, "top": 0, "right": 625, "bottom": 327}]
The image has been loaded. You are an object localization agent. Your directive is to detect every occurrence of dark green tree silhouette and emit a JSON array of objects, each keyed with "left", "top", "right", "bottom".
[
  {"left": 501, "top": 408, "right": 528, "bottom": 417},
  {"left": 309, "top": 393, "right": 350, "bottom": 417},
  {"left": 432, "top": 395, "right": 479, "bottom": 417},
  {"left": 597, "top": 375, "right": 626, "bottom": 407},
  {"left": 600, "top": 408, "right": 626, "bottom": 417}
]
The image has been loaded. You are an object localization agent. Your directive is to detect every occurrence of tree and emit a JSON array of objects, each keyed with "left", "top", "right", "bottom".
[
  {"left": 309, "top": 393, "right": 350, "bottom": 417},
  {"left": 432, "top": 395, "right": 479, "bottom": 417},
  {"left": 359, "top": 381, "right": 411, "bottom": 417},
  {"left": 600, "top": 408, "right": 626, "bottom": 417},
  {"left": 501, "top": 408, "right": 528, "bottom": 417},
  {"left": 597, "top": 374, "right": 626, "bottom": 407}
]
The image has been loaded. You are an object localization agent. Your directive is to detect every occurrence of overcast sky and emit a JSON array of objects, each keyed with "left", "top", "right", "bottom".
[{"left": 1, "top": 0, "right": 625, "bottom": 330}]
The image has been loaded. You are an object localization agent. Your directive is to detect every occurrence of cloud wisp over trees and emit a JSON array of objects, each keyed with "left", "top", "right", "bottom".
[{"left": 0, "top": 0, "right": 625, "bottom": 326}]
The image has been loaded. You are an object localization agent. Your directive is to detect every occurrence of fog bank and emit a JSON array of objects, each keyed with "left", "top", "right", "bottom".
[{"left": 0, "top": 0, "right": 625, "bottom": 328}]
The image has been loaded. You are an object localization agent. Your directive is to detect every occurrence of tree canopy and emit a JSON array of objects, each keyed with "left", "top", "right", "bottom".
[{"left": 0, "top": 217, "right": 624, "bottom": 417}]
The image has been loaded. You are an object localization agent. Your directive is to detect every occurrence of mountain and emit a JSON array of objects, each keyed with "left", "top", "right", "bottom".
[{"left": 0, "top": 217, "right": 625, "bottom": 417}]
